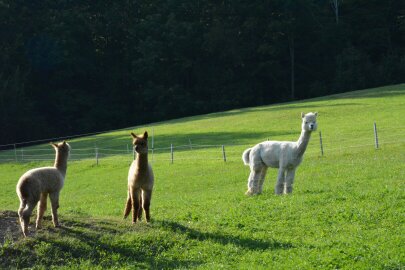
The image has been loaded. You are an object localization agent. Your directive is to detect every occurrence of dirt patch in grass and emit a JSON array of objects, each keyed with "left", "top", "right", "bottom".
[{"left": 0, "top": 211, "right": 22, "bottom": 244}]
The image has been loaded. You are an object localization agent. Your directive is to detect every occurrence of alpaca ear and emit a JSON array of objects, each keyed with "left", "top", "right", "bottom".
[
  {"left": 314, "top": 112, "right": 318, "bottom": 116},
  {"left": 301, "top": 112, "right": 305, "bottom": 118},
  {"left": 131, "top": 132, "right": 137, "bottom": 139},
  {"left": 143, "top": 131, "right": 148, "bottom": 139},
  {"left": 62, "top": 141, "right": 67, "bottom": 145}
]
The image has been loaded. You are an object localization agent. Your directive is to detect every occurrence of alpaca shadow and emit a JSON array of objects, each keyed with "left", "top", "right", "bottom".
[
  {"left": 157, "top": 220, "right": 293, "bottom": 251},
  {"left": 0, "top": 211, "right": 21, "bottom": 244},
  {"left": 35, "top": 218, "right": 201, "bottom": 269}
]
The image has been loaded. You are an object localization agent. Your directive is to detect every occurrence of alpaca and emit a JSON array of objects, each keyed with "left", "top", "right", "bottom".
[
  {"left": 16, "top": 141, "right": 71, "bottom": 237},
  {"left": 124, "top": 131, "right": 154, "bottom": 223},
  {"left": 242, "top": 112, "right": 318, "bottom": 195}
]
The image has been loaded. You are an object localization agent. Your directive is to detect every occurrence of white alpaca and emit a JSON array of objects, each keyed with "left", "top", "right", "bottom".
[
  {"left": 16, "top": 141, "right": 71, "bottom": 237},
  {"left": 242, "top": 112, "right": 318, "bottom": 195}
]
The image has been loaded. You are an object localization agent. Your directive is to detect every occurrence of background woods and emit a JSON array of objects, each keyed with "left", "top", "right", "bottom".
[{"left": 1, "top": 0, "right": 405, "bottom": 145}]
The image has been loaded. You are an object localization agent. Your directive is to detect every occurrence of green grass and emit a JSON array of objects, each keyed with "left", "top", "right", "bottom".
[{"left": 1, "top": 84, "right": 405, "bottom": 269}]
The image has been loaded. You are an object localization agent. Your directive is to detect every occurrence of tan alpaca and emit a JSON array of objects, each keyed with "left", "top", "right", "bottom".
[
  {"left": 124, "top": 131, "right": 154, "bottom": 223},
  {"left": 16, "top": 141, "right": 71, "bottom": 237}
]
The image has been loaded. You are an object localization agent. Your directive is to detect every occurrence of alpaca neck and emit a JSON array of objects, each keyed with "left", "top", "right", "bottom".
[
  {"left": 54, "top": 152, "right": 68, "bottom": 176},
  {"left": 296, "top": 130, "right": 312, "bottom": 157},
  {"left": 136, "top": 152, "right": 148, "bottom": 171}
]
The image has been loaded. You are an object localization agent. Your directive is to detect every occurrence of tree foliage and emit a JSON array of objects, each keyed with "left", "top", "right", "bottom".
[{"left": 1, "top": 0, "right": 404, "bottom": 145}]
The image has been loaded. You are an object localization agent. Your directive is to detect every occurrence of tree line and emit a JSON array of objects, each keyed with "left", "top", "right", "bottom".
[{"left": 1, "top": 0, "right": 404, "bottom": 146}]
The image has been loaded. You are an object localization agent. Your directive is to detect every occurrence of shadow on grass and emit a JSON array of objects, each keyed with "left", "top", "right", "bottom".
[
  {"left": 172, "top": 85, "right": 405, "bottom": 123},
  {"left": 157, "top": 220, "right": 293, "bottom": 251},
  {"left": 57, "top": 219, "right": 201, "bottom": 268},
  {"left": 0, "top": 130, "right": 281, "bottom": 162},
  {"left": 188, "top": 102, "right": 362, "bottom": 120},
  {"left": 322, "top": 85, "right": 405, "bottom": 100},
  {"left": 64, "top": 130, "right": 296, "bottom": 160},
  {"left": 1, "top": 215, "right": 294, "bottom": 269},
  {"left": 0, "top": 211, "right": 21, "bottom": 245},
  {"left": 72, "top": 130, "right": 287, "bottom": 150},
  {"left": 0, "top": 217, "right": 201, "bottom": 269}
]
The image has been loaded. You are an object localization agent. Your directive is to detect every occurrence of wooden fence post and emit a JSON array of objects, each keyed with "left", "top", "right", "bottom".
[
  {"left": 171, "top": 144, "right": 174, "bottom": 164},
  {"left": 151, "top": 128, "right": 154, "bottom": 163},
  {"left": 152, "top": 128, "right": 154, "bottom": 149},
  {"left": 222, "top": 145, "right": 226, "bottom": 162},
  {"left": 319, "top": 131, "right": 324, "bottom": 156},
  {"left": 14, "top": 144, "right": 17, "bottom": 162},
  {"left": 374, "top": 122, "right": 379, "bottom": 149},
  {"left": 95, "top": 147, "right": 99, "bottom": 165}
]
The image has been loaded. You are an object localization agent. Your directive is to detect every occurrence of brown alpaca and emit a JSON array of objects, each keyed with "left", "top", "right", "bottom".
[
  {"left": 16, "top": 141, "right": 71, "bottom": 237},
  {"left": 123, "top": 131, "right": 154, "bottom": 223}
]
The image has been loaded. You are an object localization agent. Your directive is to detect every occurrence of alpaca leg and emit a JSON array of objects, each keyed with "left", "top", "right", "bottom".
[
  {"left": 142, "top": 189, "right": 153, "bottom": 223},
  {"left": 131, "top": 188, "right": 141, "bottom": 224},
  {"left": 137, "top": 195, "right": 143, "bottom": 221},
  {"left": 275, "top": 168, "right": 286, "bottom": 194},
  {"left": 49, "top": 192, "right": 60, "bottom": 227},
  {"left": 258, "top": 167, "right": 268, "bottom": 194},
  {"left": 21, "top": 201, "right": 38, "bottom": 237},
  {"left": 123, "top": 189, "right": 132, "bottom": 219},
  {"left": 246, "top": 166, "right": 263, "bottom": 195},
  {"left": 36, "top": 192, "right": 48, "bottom": 229},
  {"left": 18, "top": 200, "right": 26, "bottom": 227},
  {"left": 246, "top": 170, "right": 256, "bottom": 195},
  {"left": 285, "top": 168, "right": 296, "bottom": 194}
]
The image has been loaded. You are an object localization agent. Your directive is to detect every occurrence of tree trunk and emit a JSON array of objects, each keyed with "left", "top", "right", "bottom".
[
  {"left": 331, "top": 0, "right": 339, "bottom": 24},
  {"left": 289, "top": 35, "right": 295, "bottom": 100}
]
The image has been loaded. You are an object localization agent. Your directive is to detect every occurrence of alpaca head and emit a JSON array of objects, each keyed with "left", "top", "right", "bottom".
[
  {"left": 131, "top": 131, "right": 149, "bottom": 154},
  {"left": 301, "top": 112, "right": 318, "bottom": 132},
  {"left": 51, "top": 141, "right": 71, "bottom": 157}
]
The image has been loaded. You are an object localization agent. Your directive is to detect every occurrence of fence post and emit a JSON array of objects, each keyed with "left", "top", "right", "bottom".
[
  {"left": 21, "top": 148, "right": 24, "bottom": 161},
  {"left": 152, "top": 128, "right": 154, "bottom": 149},
  {"left": 95, "top": 147, "right": 99, "bottom": 165},
  {"left": 14, "top": 144, "right": 17, "bottom": 162},
  {"left": 374, "top": 122, "right": 379, "bottom": 149},
  {"left": 319, "top": 131, "right": 324, "bottom": 156},
  {"left": 222, "top": 145, "right": 226, "bottom": 162},
  {"left": 151, "top": 128, "right": 154, "bottom": 163},
  {"left": 171, "top": 144, "right": 174, "bottom": 164}
]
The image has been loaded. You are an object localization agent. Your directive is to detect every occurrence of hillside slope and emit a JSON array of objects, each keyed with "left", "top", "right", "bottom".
[{"left": 0, "top": 84, "right": 404, "bottom": 269}]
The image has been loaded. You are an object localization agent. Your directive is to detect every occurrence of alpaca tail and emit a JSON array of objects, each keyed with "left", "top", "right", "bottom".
[
  {"left": 242, "top": 148, "right": 251, "bottom": 165},
  {"left": 16, "top": 179, "right": 31, "bottom": 206},
  {"left": 123, "top": 191, "right": 132, "bottom": 219}
]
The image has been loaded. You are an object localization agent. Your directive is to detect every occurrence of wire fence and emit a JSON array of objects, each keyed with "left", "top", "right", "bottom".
[{"left": 0, "top": 123, "right": 404, "bottom": 164}]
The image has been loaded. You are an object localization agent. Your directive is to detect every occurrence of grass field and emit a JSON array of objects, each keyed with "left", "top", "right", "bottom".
[{"left": 0, "top": 84, "right": 404, "bottom": 269}]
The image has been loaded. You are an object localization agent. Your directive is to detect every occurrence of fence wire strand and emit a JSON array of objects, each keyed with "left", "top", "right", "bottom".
[{"left": 1, "top": 127, "right": 404, "bottom": 163}]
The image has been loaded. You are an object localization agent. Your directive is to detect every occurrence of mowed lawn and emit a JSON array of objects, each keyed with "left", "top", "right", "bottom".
[{"left": 0, "top": 84, "right": 404, "bottom": 269}]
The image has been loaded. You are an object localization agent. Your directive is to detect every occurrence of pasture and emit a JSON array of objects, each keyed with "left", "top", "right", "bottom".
[{"left": 0, "top": 84, "right": 404, "bottom": 269}]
